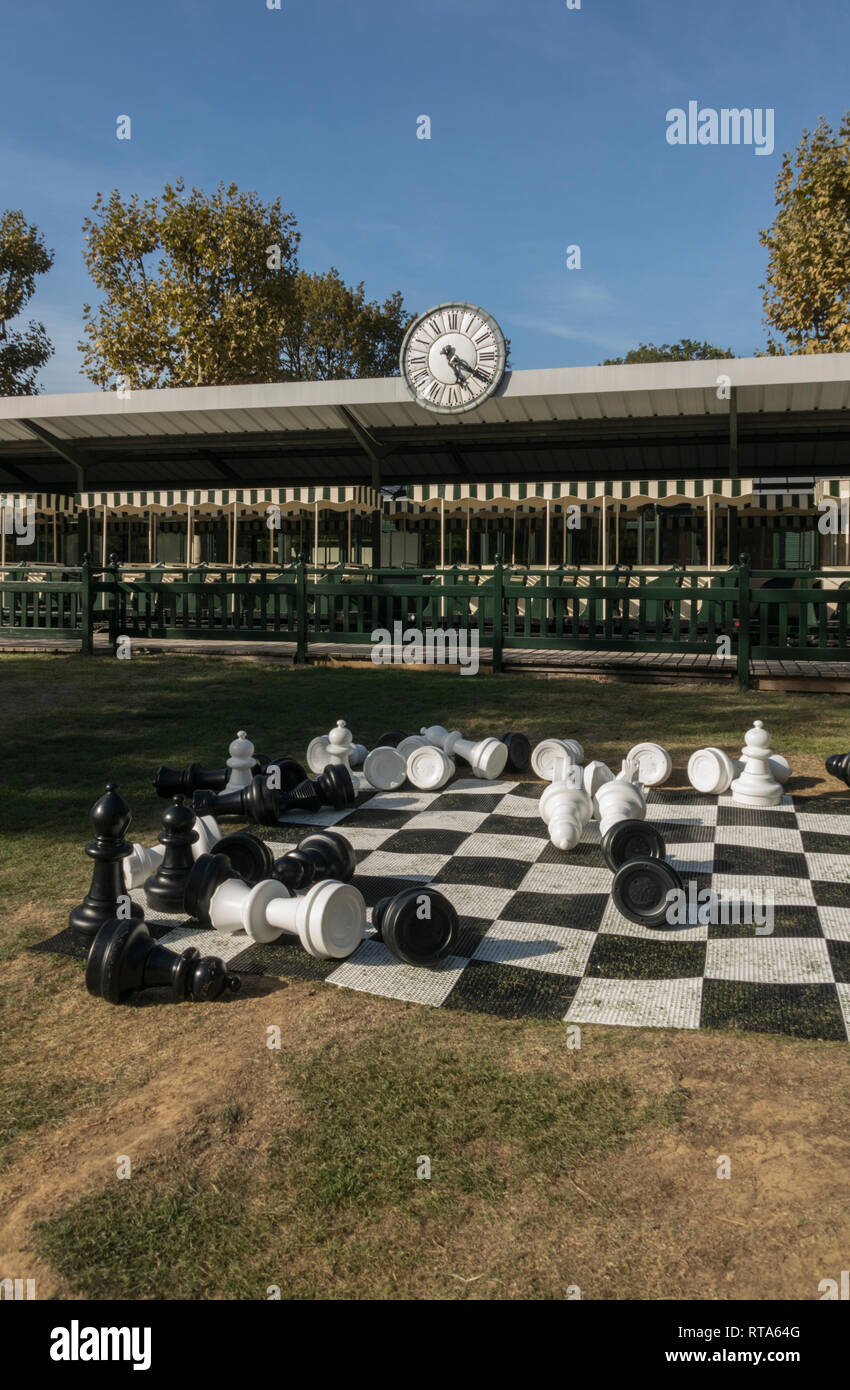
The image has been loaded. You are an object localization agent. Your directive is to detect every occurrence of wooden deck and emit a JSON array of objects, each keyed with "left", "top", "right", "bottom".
[{"left": 3, "top": 630, "right": 850, "bottom": 689}]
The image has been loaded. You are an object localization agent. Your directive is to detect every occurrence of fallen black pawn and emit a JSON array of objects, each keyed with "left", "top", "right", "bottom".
[
  {"left": 272, "top": 830, "right": 357, "bottom": 891},
  {"left": 372, "top": 886, "right": 459, "bottom": 965},
  {"left": 69, "top": 783, "right": 144, "bottom": 945},
  {"left": 826, "top": 752, "right": 850, "bottom": 788},
  {"left": 501, "top": 732, "right": 531, "bottom": 773},
  {"left": 612, "top": 858, "right": 683, "bottom": 929},
  {"left": 154, "top": 754, "right": 304, "bottom": 799},
  {"left": 278, "top": 765, "right": 356, "bottom": 815},
  {"left": 601, "top": 819, "right": 666, "bottom": 873},
  {"left": 85, "top": 917, "right": 240, "bottom": 1005}
]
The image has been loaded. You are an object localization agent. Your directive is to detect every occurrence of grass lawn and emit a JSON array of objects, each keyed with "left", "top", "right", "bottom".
[{"left": 1, "top": 653, "right": 849, "bottom": 1300}]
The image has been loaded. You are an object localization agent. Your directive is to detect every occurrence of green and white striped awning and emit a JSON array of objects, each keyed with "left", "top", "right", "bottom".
[
  {"left": 0, "top": 492, "right": 77, "bottom": 514},
  {"left": 79, "top": 486, "right": 382, "bottom": 515},
  {"left": 393, "top": 479, "right": 765, "bottom": 512}
]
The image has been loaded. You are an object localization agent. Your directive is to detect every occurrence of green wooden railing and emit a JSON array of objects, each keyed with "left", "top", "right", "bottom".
[{"left": 2, "top": 553, "right": 849, "bottom": 689}]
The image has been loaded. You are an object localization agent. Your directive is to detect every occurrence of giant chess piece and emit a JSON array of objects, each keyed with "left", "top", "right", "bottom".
[
  {"left": 372, "top": 886, "right": 459, "bottom": 965},
  {"left": 210, "top": 830, "right": 276, "bottom": 884},
  {"left": 687, "top": 746, "right": 738, "bottom": 795},
  {"left": 184, "top": 853, "right": 365, "bottom": 958},
  {"left": 594, "top": 777, "right": 646, "bottom": 837},
  {"left": 86, "top": 917, "right": 240, "bottom": 1005},
  {"left": 826, "top": 752, "right": 850, "bottom": 788},
  {"left": 69, "top": 783, "right": 144, "bottom": 945},
  {"left": 362, "top": 746, "right": 407, "bottom": 790},
  {"left": 611, "top": 858, "right": 684, "bottom": 929},
  {"left": 396, "top": 734, "right": 428, "bottom": 759},
  {"left": 226, "top": 731, "right": 257, "bottom": 791},
  {"left": 625, "top": 743, "right": 672, "bottom": 789},
  {"left": 124, "top": 813, "right": 222, "bottom": 891},
  {"left": 307, "top": 721, "right": 368, "bottom": 775},
  {"left": 144, "top": 796, "right": 199, "bottom": 914},
  {"left": 601, "top": 819, "right": 666, "bottom": 873},
  {"left": 271, "top": 830, "right": 357, "bottom": 891},
  {"left": 373, "top": 730, "right": 409, "bottom": 749},
  {"left": 730, "top": 720, "right": 783, "bottom": 808},
  {"left": 421, "top": 725, "right": 508, "bottom": 780},
  {"left": 406, "top": 743, "right": 455, "bottom": 790},
  {"left": 193, "top": 773, "right": 283, "bottom": 826},
  {"left": 539, "top": 780, "right": 592, "bottom": 851},
  {"left": 153, "top": 745, "right": 300, "bottom": 799},
  {"left": 583, "top": 760, "right": 615, "bottom": 815},
  {"left": 277, "top": 765, "right": 356, "bottom": 815},
  {"left": 531, "top": 738, "right": 583, "bottom": 780},
  {"left": 500, "top": 732, "right": 531, "bottom": 773}
]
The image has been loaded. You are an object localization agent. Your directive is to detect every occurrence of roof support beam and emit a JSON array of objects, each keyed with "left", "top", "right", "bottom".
[
  {"left": 199, "top": 449, "right": 241, "bottom": 484},
  {"left": 335, "top": 405, "right": 392, "bottom": 489},
  {"left": 18, "top": 418, "right": 88, "bottom": 491}
]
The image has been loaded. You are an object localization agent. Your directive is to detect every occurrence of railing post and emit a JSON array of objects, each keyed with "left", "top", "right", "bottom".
[
  {"left": 295, "top": 553, "right": 308, "bottom": 664},
  {"left": 80, "top": 552, "right": 94, "bottom": 656},
  {"left": 491, "top": 554, "right": 504, "bottom": 673},
  {"left": 106, "top": 551, "right": 120, "bottom": 648},
  {"left": 737, "top": 552, "right": 751, "bottom": 691}
]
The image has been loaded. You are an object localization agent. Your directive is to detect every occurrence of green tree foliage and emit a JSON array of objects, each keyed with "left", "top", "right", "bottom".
[
  {"left": 80, "top": 180, "right": 414, "bottom": 389},
  {"left": 601, "top": 339, "right": 735, "bottom": 365},
  {"left": 760, "top": 114, "right": 850, "bottom": 354},
  {"left": 0, "top": 210, "right": 55, "bottom": 395}
]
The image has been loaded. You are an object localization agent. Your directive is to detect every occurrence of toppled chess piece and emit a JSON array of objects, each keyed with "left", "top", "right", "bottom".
[
  {"left": 271, "top": 830, "right": 357, "bottom": 891},
  {"left": 531, "top": 738, "right": 584, "bottom": 780},
  {"left": 362, "top": 746, "right": 407, "bottom": 790},
  {"left": 500, "top": 733, "right": 531, "bottom": 773},
  {"left": 144, "top": 797, "right": 200, "bottom": 914},
  {"left": 86, "top": 917, "right": 240, "bottom": 1005},
  {"left": 278, "top": 765, "right": 356, "bottom": 815},
  {"left": 539, "top": 781, "right": 592, "bottom": 852},
  {"left": 826, "top": 752, "right": 850, "bottom": 788},
  {"left": 396, "top": 734, "right": 428, "bottom": 759},
  {"left": 69, "top": 783, "right": 144, "bottom": 945},
  {"left": 372, "top": 886, "right": 459, "bottom": 965},
  {"left": 730, "top": 720, "right": 783, "bottom": 808},
  {"left": 601, "top": 819, "right": 666, "bottom": 873},
  {"left": 184, "top": 853, "right": 365, "bottom": 958},
  {"left": 124, "top": 813, "right": 222, "bottom": 890},
  {"left": 373, "top": 730, "right": 409, "bottom": 749},
  {"left": 583, "top": 760, "right": 615, "bottom": 815},
  {"left": 687, "top": 746, "right": 738, "bottom": 795},
  {"left": 421, "top": 725, "right": 508, "bottom": 780},
  {"left": 406, "top": 744, "right": 455, "bottom": 790},
  {"left": 211, "top": 831, "right": 275, "bottom": 884},
  {"left": 611, "top": 858, "right": 683, "bottom": 929},
  {"left": 595, "top": 777, "right": 646, "bottom": 837},
  {"left": 193, "top": 774, "right": 283, "bottom": 825},
  {"left": 154, "top": 750, "right": 302, "bottom": 799},
  {"left": 625, "top": 743, "right": 672, "bottom": 788}
]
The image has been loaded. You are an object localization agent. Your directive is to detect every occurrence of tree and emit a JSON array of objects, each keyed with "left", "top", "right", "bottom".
[
  {"left": 0, "top": 210, "right": 54, "bottom": 395},
  {"left": 80, "top": 179, "right": 415, "bottom": 389},
  {"left": 759, "top": 113, "right": 850, "bottom": 354},
  {"left": 601, "top": 339, "right": 735, "bottom": 365}
]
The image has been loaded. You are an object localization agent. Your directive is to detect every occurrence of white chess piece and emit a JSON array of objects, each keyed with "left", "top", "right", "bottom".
[
  {"left": 406, "top": 744, "right": 455, "bottom": 790},
  {"left": 730, "top": 720, "right": 783, "bottom": 808},
  {"left": 307, "top": 725, "right": 368, "bottom": 774},
  {"left": 208, "top": 871, "right": 365, "bottom": 957},
  {"left": 421, "top": 725, "right": 508, "bottom": 780},
  {"left": 688, "top": 746, "right": 737, "bottom": 795},
  {"left": 325, "top": 720, "right": 356, "bottom": 769},
  {"left": 625, "top": 743, "right": 672, "bottom": 788},
  {"left": 595, "top": 778, "right": 647, "bottom": 837},
  {"left": 226, "top": 731, "right": 255, "bottom": 790},
  {"left": 539, "top": 779, "right": 592, "bottom": 851},
  {"left": 731, "top": 753, "right": 791, "bottom": 785},
  {"left": 362, "top": 746, "right": 407, "bottom": 791},
  {"left": 123, "top": 813, "right": 222, "bottom": 891},
  {"left": 531, "top": 738, "right": 584, "bottom": 780},
  {"left": 583, "top": 760, "right": 615, "bottom": 816},
  {"left": 396, "top": 734, "right": 428, "bottom": 760}
]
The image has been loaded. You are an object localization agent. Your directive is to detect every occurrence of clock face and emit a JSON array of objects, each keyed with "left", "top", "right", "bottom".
[{"left": 399, "top": 302, "right": 507, "bottom": 414}]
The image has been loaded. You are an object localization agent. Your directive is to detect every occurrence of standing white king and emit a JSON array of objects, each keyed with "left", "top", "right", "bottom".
[{"left": 730, "top": 720, "right": 783, "bottom": 807}]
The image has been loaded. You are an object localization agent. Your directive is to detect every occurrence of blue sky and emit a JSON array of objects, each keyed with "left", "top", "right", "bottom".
[{"left": 2, "top": 0, "right": 847, "bottom": 392}]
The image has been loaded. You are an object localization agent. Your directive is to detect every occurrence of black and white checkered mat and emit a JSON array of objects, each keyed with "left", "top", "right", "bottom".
[{"left": 36, "top": 778, "right": 850, "bottom": 1039}]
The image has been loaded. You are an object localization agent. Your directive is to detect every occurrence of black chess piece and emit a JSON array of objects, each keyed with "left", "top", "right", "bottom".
[
  {"left": 278, "top": 765, "right": 356, "bottom": 814},
  {"left": 611, "top": 858, "right": 683, "bottom": 929},
  {"left": 501, "top": 732, "right": 531, "bottom": 773},
  {"left": 271, "top": 830, "right": 357, "bottom": 891},
  {"left": 154, "top": 754, "right": 304, "bottom": 798},
  {"left": 601, "top": 819, "right": 666, "bottom": 873},
  {"left": 211, "top": 831, "right": 276, "bottom": 884},
  {"left": 144, "top": 796, "right": 199, "bottom": 913},
  {"left": 826, "top": 752, "right": 850, "bottom": 788},
  {"left": 184, "top": 853, "right": 237, "bottom": 927},
  {"left": 86, "top": 917, "right": 240, "bottom": 1004},
  {"left": 373, "top": 731, "right": 409, "bottom": 748},
  {"left": 69, "top": 783, "right": 144, "bottom": 945},
  {"left": 261, "top": 756, "right": 307, "bottom": 791},
  {"left": 372, "top": 886, "right": 459, "bottom": 965},
  {"left": 193, "top": 774, "right": 283, "bottom": 825}
]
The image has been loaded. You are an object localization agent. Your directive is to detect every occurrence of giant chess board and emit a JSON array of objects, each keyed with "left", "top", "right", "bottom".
[{"left": 42, "top": 776, "right": 850, "bottom": 1040}]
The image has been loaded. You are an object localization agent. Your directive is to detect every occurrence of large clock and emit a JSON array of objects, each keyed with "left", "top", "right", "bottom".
[{"left": 399, "top": 302, "right": 507, "bottom": 414}]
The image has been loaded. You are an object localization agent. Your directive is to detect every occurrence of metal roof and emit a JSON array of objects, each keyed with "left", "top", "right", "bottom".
[{"left": 1, "top": 354, "right": 849, "bottom": 493}]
